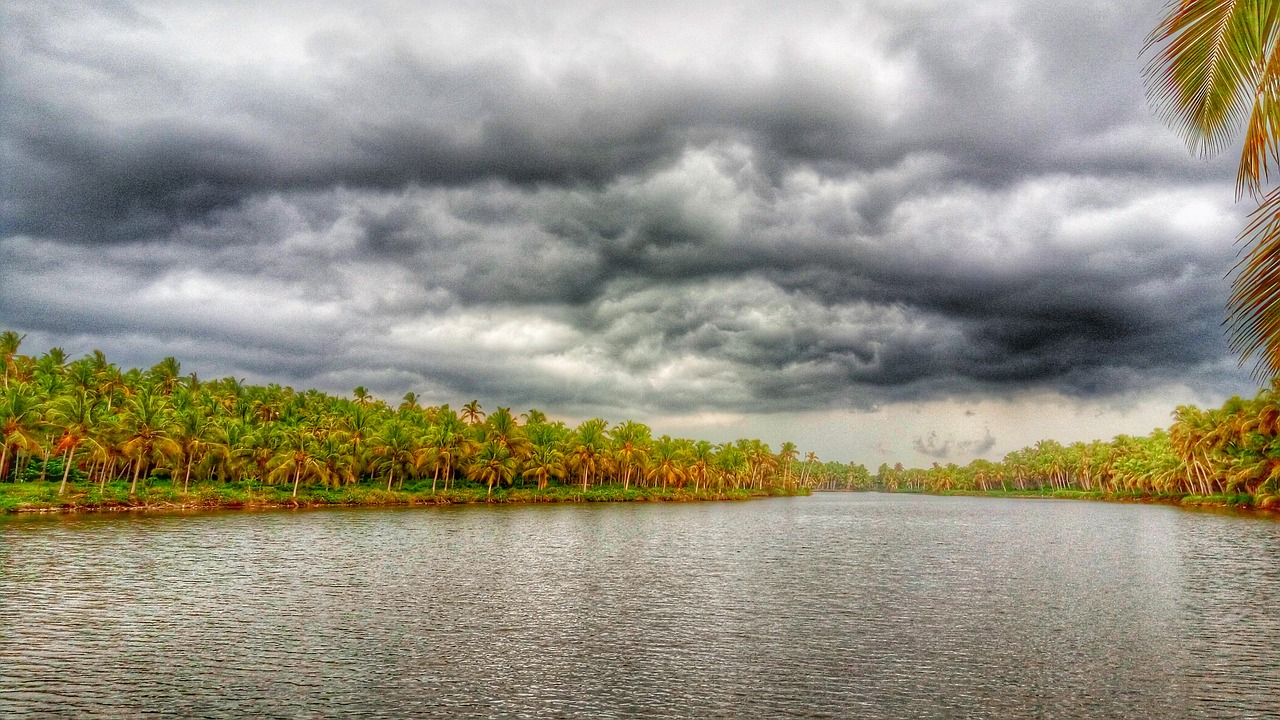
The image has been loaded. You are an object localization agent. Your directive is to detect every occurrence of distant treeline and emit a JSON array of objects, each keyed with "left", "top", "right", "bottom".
[
  {"left": 5, "top": 330, "right": 1275, "bottom": 512},
  {"left": 830, "top": 385, "right": 1280, "bottom": 510},
  {"left": 0, "top": 332, "right": 827, "bottom": 501}
]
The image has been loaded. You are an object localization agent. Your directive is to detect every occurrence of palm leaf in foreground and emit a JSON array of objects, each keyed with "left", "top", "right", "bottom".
[{"left": 1145, "top": 0, "right": 1280, "bottom": 377}]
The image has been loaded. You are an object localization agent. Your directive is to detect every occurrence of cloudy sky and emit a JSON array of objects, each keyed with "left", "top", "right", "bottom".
[{"left": 0, "top": 0, "right": 1259, "bottom": 466}]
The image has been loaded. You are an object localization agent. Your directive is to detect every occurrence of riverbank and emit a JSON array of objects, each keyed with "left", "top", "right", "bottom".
[
  {"left": 0, "top": 481, "right": 809, "bottom": 515},
  {"left": 918, "top": 487, "right": 1279, "bottom": 515}
]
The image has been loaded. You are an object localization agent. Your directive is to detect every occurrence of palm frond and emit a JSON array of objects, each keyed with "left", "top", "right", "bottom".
[
  {"left": 1227, "top": 185, "right": 1280, "bottom": 377},
  {"left": 1144, "top": 0, "right": 1274, "bottom": 158},
  {"left": 1237, "top": 8, "right": 1280, "bottom": 196}
]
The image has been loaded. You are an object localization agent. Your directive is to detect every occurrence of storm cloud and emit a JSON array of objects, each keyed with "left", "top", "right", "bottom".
[{"left": 0, "top": 0, "right": 1257, "bottom": 461}]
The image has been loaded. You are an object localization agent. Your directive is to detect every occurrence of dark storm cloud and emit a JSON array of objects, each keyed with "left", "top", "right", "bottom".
[
  {"left": 3, "top": 0, "right": 1210, "bottom": 243},
  {"left": 0, "top": 0, "right": 1256, "bottom": 417}
]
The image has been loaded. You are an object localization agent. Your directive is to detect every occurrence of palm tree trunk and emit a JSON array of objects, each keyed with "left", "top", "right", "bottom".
[
  {"left": 292, "top": 465, "right": 302, "bottom": 497},
  {"left": 130, "top": 458, "right": 142, "bottom": 495},
  {"left": 183, "top": 455, "right": 194, "bottom": 495},
  {"left": 58, "top": 447, "right": 73, "bottom": 496}
]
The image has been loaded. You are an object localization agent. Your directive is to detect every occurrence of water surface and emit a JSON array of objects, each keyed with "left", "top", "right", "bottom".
[{"left": 2, "top": 493, "right": 1278, "bottom": 718}]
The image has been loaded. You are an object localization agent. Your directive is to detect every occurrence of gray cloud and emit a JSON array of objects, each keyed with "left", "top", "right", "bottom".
[
  {"left": 0, "top": 0, "right": 1257, "bottom": 428},
  {"left": 913, "top": 428, "right": 997, "bottom": 461}
]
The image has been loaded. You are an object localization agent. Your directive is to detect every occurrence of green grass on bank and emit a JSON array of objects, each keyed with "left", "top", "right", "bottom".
[
  {"left": 933, "top": 487, "right": 1273, "bottom": 510},
  {"left": 0, "top": 479, "right": 809, "bottom": 514}
]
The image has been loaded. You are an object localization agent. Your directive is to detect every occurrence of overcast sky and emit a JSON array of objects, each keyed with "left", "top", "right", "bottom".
[{"left": 0, "top": 0, "right": 1259, "bottom": 466}]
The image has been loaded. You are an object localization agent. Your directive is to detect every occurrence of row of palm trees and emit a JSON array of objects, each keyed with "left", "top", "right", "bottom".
[
  {"left": 9, "top": 331, "right": 1276, "bottom": 507},
  {"left": 0, "top": 333, "right": 818, "bottom": 499},
  {"left": 868, "top": 380, "right": 1280, "bottom": 508}
]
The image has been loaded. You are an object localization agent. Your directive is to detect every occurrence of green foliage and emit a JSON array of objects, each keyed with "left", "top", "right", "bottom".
[
  {"left": 874, "top": 380, "right": 1280, "bottom": 514},
  {"left": 17, "top": 456, "right": 87, "bottom": 484},
  {"left": 1145, "top": 2, "right": 1280, "bottom": 377},
  {"left": 0, "top": 335, "right": 821, "bottom": 513}
]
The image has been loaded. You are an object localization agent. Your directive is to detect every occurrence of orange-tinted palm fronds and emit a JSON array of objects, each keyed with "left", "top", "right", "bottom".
[
  {"left": 1227, "top": 186, "right": 1280, "bottom": 376},
  {"left": 1147, "top": 1, "right": 1280, "bottom": 378},
  {"left": 1145, "top": 0, "right": 1276, "bottom": 158},
  {"left": 1237, "top": 7, "right": 1280, "bottom": 196}
]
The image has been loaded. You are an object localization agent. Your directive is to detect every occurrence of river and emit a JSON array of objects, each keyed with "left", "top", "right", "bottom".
[{"left": 1, "top": 493, "right": 1278, "bottom": 718}]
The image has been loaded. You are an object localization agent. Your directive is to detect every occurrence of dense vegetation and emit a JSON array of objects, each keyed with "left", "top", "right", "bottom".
[
  {"left": 836, "top": 386, "right": 1280, "bottom": 511},
  {"left": 0, "top": 332, "right": 817, "bottom": 512},
  {"left": 4, "top": 330, "right": 1277, "bottom": 514}
]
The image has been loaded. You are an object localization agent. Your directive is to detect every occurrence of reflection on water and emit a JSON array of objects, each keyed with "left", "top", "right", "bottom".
[{"left": 1, "top": 494, "right": 1278, "bottom": 719}]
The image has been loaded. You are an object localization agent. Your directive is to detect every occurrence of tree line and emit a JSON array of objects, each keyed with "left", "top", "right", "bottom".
[
  {"left": 0, "top": 332, "right": 821, "bottom": 501},
  {"left": 6, "top": 330, "right": 1275, "bottom": 510},
  {"left": 860, "top": 383, "right": 1280, "bottom": 509}
]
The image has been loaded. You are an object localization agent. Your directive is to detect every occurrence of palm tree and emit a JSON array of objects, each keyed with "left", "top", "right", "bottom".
[
  {"left": 148, "top": 357, "right": 181, "bottom": 395},
  {"left": 468, "top": 442, "right": 517, "bottom": 498},
  {"left": 0, "top": 331, "right": 24, "bottom": 390},
  {"left": 373, "top": 419, "right": 417, "bottom": 491},
  {"left": 399, "top": 392, "right": 419, "bottom": 413},
  {"left": 48, "top": 390, "right": 97, "bottom": 495},
  {"left": 714, "top": 442, "right": 747, "bottom": 490},
  {"left": 689, "top": 440, "right": 714, "bottom": 491},
  {"left": 340, "top": 403, "right": 377, "bottom": 483},
  {"left": 268, "top": 426, "right": 328, "bottom": 498},
  {"left": 314, "top": 431, "right": 357, "bottom": 489},
  {"left": 461, "top": 400, "right": 485, "bottom": 426},
  {"left": 778, "top": 441, "right": 799, "bottom": 489},
  {"left": 646, "top": 437, "right": 687, "bottom": 489},
  {"left": 0, "top": 331, "right": 837, "bottom": 504},
  {"left": 120, "top": 387, "right": 181, "bottom": 495},
  {"left": 611, "top": 420, "right": 652, "bottom": 490},
  {"left": 483, "top": 407, "right": 532, "bottom": 462},
  {"left": 567, "top": 418, "right": 609, "bottom": 492},
  {"left": 1146, "top": 4, "right": 1280, "bottom": 376},
  {"left": 174, "top": 407, "right": 211, "bottom": 494},
  {"left": 799, "top": 451, "right": 819, "bottom": 488},
  {"left": 523, "top": 444, "right": 565, "bottom": 490},
  {"left": 204, "top": 420, "right": 254, "bottom": 485},
  {"left": 0, "top": 384, "right": 42, "bottom": 482}
]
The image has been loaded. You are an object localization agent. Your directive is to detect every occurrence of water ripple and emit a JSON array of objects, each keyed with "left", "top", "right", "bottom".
[{"left": 2, "top": 496, "right": 1278, "bottom": 718}]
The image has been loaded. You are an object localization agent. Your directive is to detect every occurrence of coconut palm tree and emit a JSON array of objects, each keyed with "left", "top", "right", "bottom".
[
  {"left": 268, "top": 426, "right": 328, "bottom": 498},
  {"left": 373, "top": 419, "right": 416, "bottom": 491},
  {"left": 646, "top": 437, "right": 687, "bottom": 489},
  {"left": 611, "top": 420, "right": 651, "bottom": 490},
  {"left": 120, "top": 387, "right": 181, "bottom": 495},
  {"left": 483, "top": 407, "right": 531, "bottom": 462},
  {"left": 468, "top": 442, "right": 517, "bottom": 498},
  {"left": 689, "top": 440, "right": 715, "bottom": 491},
  {"left": 148, "top": 357, "right": 181, "bottom": 395},
  {"left": 523, "top": 444, "right": 565, "bottom": 490},
  {"left": 0, "top": 331, "right": 24, "bottom": 390},
  {"left": 0, "top": 383, "right": 42, "bottom": 482},
  {"left": 174, "top": 407, "right": 211, "bottom": 494},
  {"left": 399, "top": 392, "right": 419, "bottom": 412},
  {"left": 48, "top": 390, "right": 97, "bottom": 495},
  {"left": 204, "top": 420, "right": 254, "bottom": 485},
  {"left": 567, "top": 419, "right": 609, "bottom": 492},
  {"left": 1146, "top": 3, "right": 1280, "bottom": 376},
  {"left": 777, "top": 441, "right": 799, "bottom": 489},
  {"left": 461, "top": 400, "right": 485, "bottom": 426}
]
